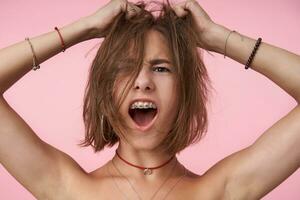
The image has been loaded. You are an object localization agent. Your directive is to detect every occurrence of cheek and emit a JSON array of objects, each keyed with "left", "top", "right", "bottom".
[
  {"left": 165, "top": 79, "right": 178, "bottom": 98},
  {"left": 160, "top": 80, "right": 179, "bottom": 112},
  {"left": 112, "top": 77, "right": 127, "bottom": 100}
]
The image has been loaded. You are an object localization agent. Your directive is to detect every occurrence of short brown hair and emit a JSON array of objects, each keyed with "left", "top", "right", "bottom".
[{"left": 78, "top": 0, "right": 213, "bottom": 155}]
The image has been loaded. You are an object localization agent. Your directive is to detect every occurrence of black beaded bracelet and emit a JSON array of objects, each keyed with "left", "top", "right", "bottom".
[{"left": 245, "top": 38, "right": 262, "bottom": 69}]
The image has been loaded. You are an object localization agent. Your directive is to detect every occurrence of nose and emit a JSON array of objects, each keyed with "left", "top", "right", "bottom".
[{"left": 133, "top": 68, "right": 155, "bottom": 92}]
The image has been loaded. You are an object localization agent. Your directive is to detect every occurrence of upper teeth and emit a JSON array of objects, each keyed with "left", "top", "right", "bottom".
[{"left": 130, "top": 101, "right": 157, "bottom": 109}]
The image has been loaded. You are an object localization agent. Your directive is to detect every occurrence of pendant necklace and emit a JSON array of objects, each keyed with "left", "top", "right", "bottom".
[
  {"left": 108, "top": 158, "right": 187, "bottom": 200},
  {"left": 106, "top": 160, "right": 187, "bottom": 200}
]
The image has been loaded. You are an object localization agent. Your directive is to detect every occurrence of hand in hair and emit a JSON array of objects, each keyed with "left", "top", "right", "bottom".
[
  {"left": 84, "top": 0, "right": 141, "bottom": 38},
  {"left": 172, "top": 0, "right": 225, "bottom": 52}
]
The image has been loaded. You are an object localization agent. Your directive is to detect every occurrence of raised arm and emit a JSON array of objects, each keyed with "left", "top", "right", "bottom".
[
  {"left": 0, "top": 0, "right": 142, "bottom": 198},
  {"left": 211, "top": 25, "right": 300, "bottom": 104},
  {"left": 172, "top": 1, "right": 300, "bottom": 199},
  {"left": 0, "top": 17, "right": 95, "bottom": 199},
  {"left": 210, "top": 25, "right": 300, "bottom": 199}
]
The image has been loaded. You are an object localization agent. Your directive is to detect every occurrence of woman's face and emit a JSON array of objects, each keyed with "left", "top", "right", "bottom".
[{"left": 113, "top": 29, "right": 179, "bottom": 151}]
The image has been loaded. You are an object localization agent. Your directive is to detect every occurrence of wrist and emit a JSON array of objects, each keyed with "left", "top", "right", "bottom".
[
  {"left": 75, "top": 17, "right": 99, "bottom": 41},
  {"left": 58, "top": 17, "right": 98, "bottom": 50},
  {"left": 203, "top": 23, "right": 231, "bottom": 54}
]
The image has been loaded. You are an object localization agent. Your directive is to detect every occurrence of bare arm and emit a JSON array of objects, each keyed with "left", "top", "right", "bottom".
[
  {"left": 0, "top": 18, "right": 93, "bottom": 95},
  {"left": 172, "top": 1, "right": 300, "bottom": 199},
  {"left": 0, "top": 18, "right": 95, "bottom": 199},
  {"left": 212, "top": 25, "right": 300, "bottom": 199},
  {"left": 210, "top": 24, "right": 300, "bottom": 104}
]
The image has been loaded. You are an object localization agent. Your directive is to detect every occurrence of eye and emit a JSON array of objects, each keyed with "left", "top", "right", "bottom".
[{"left": 152, "top": 66, "right": 171, "bottom": 73}]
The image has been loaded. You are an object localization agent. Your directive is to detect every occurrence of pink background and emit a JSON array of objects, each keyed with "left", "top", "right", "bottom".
[{"left": 1, "top": 0, "right": 299, "bottom": 199}]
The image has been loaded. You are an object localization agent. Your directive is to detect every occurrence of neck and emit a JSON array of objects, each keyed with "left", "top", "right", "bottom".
[{"left": 111, "top": 143, "right": 181, "bottom": 180}]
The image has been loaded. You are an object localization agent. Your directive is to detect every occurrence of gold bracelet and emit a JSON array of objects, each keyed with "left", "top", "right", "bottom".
[
  {"left": 25, "top": 37, "right": 40, "bottom": 71},
  {"left": 224, "top": 30, "right": 236, "bottom": 59}
]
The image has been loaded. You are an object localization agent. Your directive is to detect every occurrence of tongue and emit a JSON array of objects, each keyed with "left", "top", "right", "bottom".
[{"left": 132, "top": 109, "right": 157, "bottom": 127}]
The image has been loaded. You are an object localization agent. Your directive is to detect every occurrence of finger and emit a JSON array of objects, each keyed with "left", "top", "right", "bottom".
[
  {"left": 185, "top": 0, "right": 211, "bottom": 19},
  {"left": 132, "top": 4, "right": 142, "bottom": 13},
  {"left": 172, "top": 2, "right": 189, "bottom": 17},
  {"left": 125, "top": 3, "right": 141, "bottom": 19}
]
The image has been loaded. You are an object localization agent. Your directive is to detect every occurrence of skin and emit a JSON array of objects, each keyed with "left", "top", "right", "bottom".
[
  {"left": 113, "top": 29, "right": 179, "bottom": 161},
  {"left": 97, "top": 28, "right": 198, "bottom": 199},
  {"left": 0, "top": 0, "right": 299, "bottom": 199}
]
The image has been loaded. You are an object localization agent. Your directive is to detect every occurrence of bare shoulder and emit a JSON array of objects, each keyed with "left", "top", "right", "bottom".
[
  {"left": 187, "top": 162, "right": 231, "bottom": 200},
  {"left": 53, "top": 162, "right": 225, "bottom": 200},
  {"left": 186, "top": 148, "right": 264, "bottom": 200},
  {"left": 50, "top": 157, "right": 234, "bottom": 200},
  {"left": 51, "top": 162, "right": 117, "bottom": 200},
  {"left": 44, "top": 152, "right": 91, "bottom": 200},
  {"left": 78, "top": 165, "right": 226, "bottom": 200}
]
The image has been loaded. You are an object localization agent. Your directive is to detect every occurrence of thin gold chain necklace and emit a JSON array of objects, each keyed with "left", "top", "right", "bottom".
[
  {"left": 111, "top": 159, "right": 176, "bottom": 200},
  {"left": 108, "top": 159, "right": 186, "bottom": 200}
]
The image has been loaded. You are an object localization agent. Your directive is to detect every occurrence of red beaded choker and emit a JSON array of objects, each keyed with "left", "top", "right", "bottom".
[{"left": 115, "top": 150, "right": 174, "bottom": 175}]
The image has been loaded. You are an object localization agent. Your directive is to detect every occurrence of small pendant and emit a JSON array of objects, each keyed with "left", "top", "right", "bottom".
[{"left": 143, "top": 168, "right": 152, "bottom": 175}]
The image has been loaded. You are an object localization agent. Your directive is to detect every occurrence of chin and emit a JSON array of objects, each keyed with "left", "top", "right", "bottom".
[{"left": 123, "top": 131, "right": 166, "bottom": 152}]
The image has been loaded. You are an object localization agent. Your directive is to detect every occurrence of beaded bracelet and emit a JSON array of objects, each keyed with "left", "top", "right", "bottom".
[
  {"left": 54, "top": 27, "right": 66, "bottom": 52},
  {"left": 245, "top": 38, "right": 262, "bottom": 69},
  {"left": 25, "top": 37, "right": 40, "bottom": 71}
]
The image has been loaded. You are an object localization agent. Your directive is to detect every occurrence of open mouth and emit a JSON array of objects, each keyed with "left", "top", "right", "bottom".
[{"left": 128, "top": 107, "right": 158, "bottom": 127}]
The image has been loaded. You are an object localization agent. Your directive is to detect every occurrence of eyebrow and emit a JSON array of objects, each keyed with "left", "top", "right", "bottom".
[
  {"left": 119, "top": 58, "right": 172, "bottom": 65},
  {"left": 148, "top": 58, "right": 171, "bottom": 65}
]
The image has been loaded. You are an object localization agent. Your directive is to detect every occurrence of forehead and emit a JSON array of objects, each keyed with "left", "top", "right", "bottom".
[
  {"left": 118, "top": 29, "right": 173, "bottom": 66},
  {"left": 143, "top": 29, "right": 173, "bottom": 63}
]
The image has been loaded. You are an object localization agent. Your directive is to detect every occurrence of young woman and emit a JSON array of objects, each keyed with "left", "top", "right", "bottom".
[{"left": 0, "top": 0, "right": 299, "bottom": 199}]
